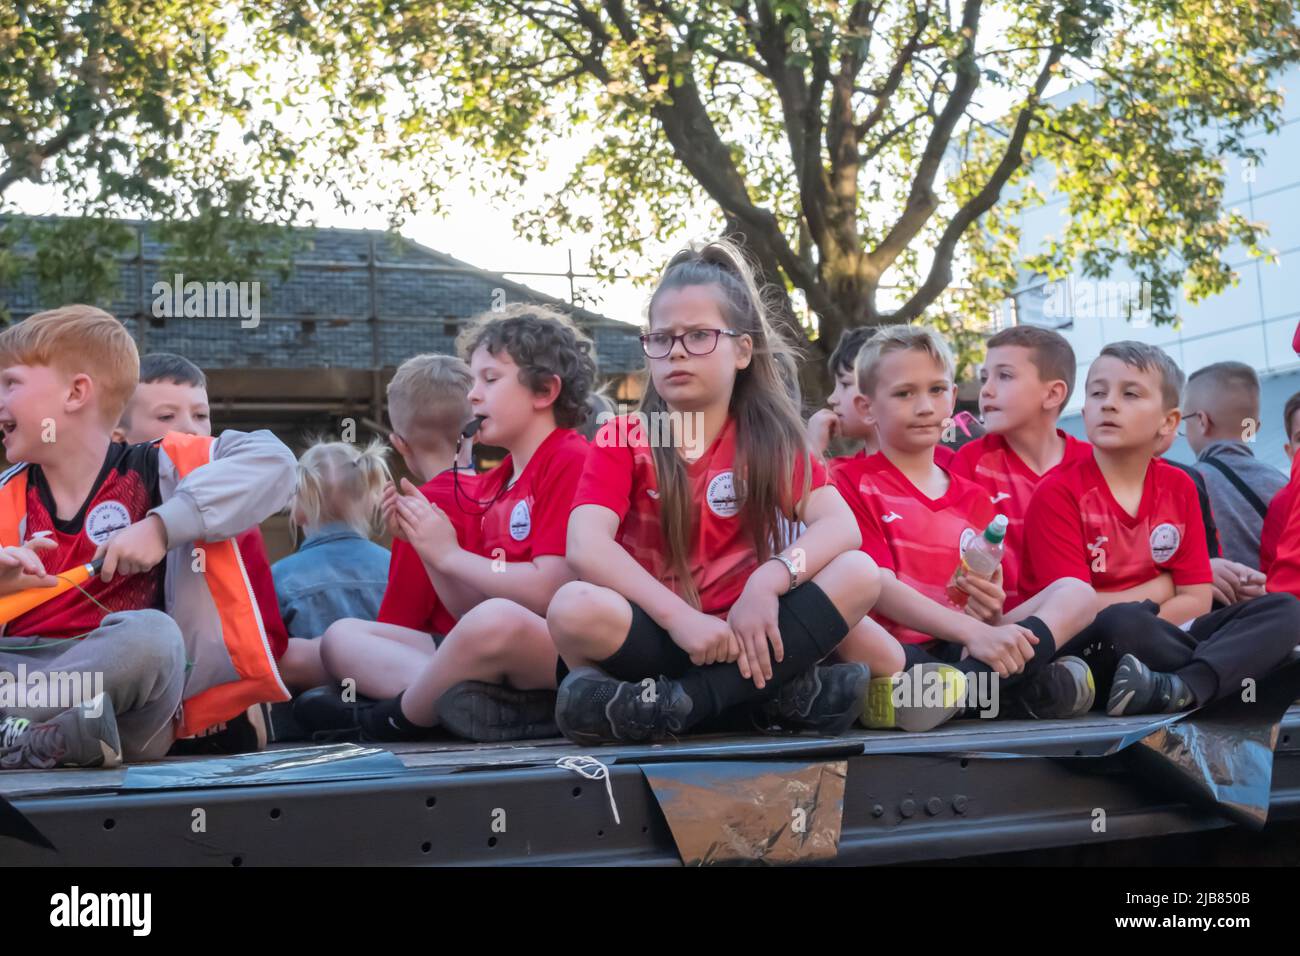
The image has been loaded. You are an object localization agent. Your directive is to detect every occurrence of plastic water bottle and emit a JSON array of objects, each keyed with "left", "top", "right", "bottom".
[{"left": 946, "top": 515, "right": 1008, "bottom": 608}]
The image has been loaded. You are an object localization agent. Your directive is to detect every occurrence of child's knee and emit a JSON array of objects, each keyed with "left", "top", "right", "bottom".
[
  {"left": 546, "top": 581, "right": 626, "bottom": 653},
  {"left": 812, "top": 550, "right": 881, "bottom": 619},
  {"left": 1049, "top": 577, "right": 1097, "bottom": 627},
  {"left": 451, "top": 599, "right": 537, "bottom": 659},
  {"left": 104, "top": 610, "right": 185, "bottom": 676}
]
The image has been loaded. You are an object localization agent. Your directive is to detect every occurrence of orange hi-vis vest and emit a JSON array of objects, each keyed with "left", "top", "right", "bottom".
[{"left": 0, "top": 432, "right": 288, "bottom": 736}]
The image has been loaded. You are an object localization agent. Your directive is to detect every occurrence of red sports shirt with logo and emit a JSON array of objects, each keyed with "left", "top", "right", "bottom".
[
  {"left": 378, "top": 468, "right": 481, "bottom": 637},
  {"left": 1022, "top": 454, "right": 1213, "bottom": 595},
  {"left": 833, "top": 452, "right": 996, "bottom": 645},
  {"left": 829, "top": 444, "right": 953, "bottom": 477},
  {"left": 574, "top": 415, "right": 827, "bottom": 617},
  {"left": 949, "top": 430, "right": 1092, "bottom": 610},
  {"left": 6, "top": 442, "right": 165, "bottom": 639},
  {"left": 475, "top": 428, "right": 589, "bottom": 563}
]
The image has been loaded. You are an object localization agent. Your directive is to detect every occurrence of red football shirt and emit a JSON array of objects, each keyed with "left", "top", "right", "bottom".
[
  {"left": 236, "top": 527, "right": 289, "bottom": 660},
  {"left": 5, "top": 442, "right": 165, "bottom": 639},
  {"left": 834, "top": 452, "right": 996, "bottom": 645},
  {"left": 1023, "top": 454, "right": 1213, "bottom": 596},
  {"left": 475, "top": 428, "right": 589, "bottom": 562},
  {"left": 377, "top": 468, "right": 479, "bottom": 637},
  {"left": 829, "top": 446, "right": 950, "bottom": 475},
  {"left": 1260, "top": 455, "right": 1300, "bottom": 575},
  {"left": 950, "top": 430, "right": 1092, "bottom": 610},
  {"left": 573, "top": 415, "right": 827, "bottom": 616}
]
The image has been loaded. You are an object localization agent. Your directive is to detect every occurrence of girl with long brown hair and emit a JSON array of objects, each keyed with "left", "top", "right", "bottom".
[{"left": 546, "top": 238, "right": 881, "bottom": 743}]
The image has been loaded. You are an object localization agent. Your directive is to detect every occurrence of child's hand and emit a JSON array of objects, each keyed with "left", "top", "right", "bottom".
[
  {"left": 95, "top": 514, "right": 168, "bottom": 583},
  {"left": 963, "top": 620, "right": 1038, "bottom": 678},
  {"left": 1210, "top": 558, "right": 1265, "bottom": 604},
  {"left": 381, "top": 482, "right": 404, "bottom": 541},
  {"left": 806, "top": 409, "right": 839, "bottom": 457},
  {"left": 728, "top": 572, "right": 786, "bottom": 687},
  {"left": 394, "top": 477, "right": 458, "bottom": 566},
  {"left": 668, "top": 609, "right": 738, "bottom": 671},
  {"left": 958, "top": 566, "right": 1006, "bottom": 624},
  {"left": 0, "top": 536, "right": 59, "bottom": 594}
]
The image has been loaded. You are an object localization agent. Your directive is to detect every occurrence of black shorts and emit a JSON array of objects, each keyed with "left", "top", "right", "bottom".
[{"left": 555, "top": 581, "right": 841, "bottom": 684}]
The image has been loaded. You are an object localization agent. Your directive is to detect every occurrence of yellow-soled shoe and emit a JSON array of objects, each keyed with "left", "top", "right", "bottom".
[{"left": 861, "top": 663, "right": 966, "bottom": 733}]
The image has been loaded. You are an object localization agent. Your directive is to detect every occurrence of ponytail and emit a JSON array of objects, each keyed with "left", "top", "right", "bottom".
[{"left": 289, "top": 438, "right": 393, "bottom": 544}]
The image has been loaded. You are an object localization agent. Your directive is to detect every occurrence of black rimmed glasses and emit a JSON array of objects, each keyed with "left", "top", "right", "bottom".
[{"left": 639, "top": 328, "right": 742, "bottom": 359}]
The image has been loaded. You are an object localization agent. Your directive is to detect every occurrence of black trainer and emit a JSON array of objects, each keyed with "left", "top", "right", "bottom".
[
  {"left": 1013, "top": 655, "right": 1096, "bottom": 719},
  {"left": 437, "top": 681, "right": 559, "bottom": 742},
  {"left": 1107, "top": 653, "right": 1195, "bottom": 716},
  {"left": 759, "top": 663, "right": 871, "bottom": 735},
  {"left": 170, "top": 703, "right": 270, "bottom": 755},
  {"left": 555, "top": 668, "right": 693, "bottom": 745},
  {"left": 292, "top": 684, "right": 376, "bottom": 741}
]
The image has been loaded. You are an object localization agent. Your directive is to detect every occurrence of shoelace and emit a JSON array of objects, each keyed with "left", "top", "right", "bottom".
[
  {"left": 556, "top": 755, "right": 621, "bottom": 825},
  {"left": 0, "top": 723, "right": 64, "bottom": 770}
]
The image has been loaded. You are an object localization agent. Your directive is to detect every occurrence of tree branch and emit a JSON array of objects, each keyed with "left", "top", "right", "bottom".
[
  {"left": 866, "top": 0, "right": 983, "bottom": 285},
  {"left": 895, "top": 40, "right": 1065, "bottom": 321}
]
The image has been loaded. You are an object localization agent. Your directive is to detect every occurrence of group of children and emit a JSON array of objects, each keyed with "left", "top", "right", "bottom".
[{"left": 2, "top": 236, "right": 1300, "bottom": 769}]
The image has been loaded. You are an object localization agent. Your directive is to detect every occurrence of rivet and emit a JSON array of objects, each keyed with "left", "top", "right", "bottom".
[
  {"left": 925, "top": 796, "right": 943, "bottom": 816},
  {"left": 953, "top": 795, "right": 969, "bottom": 814},
  {"left": 871, "top": 804, "right": 885, "bottom": 818},
  {"left": 900, "top": 799, "right": 916, "bottom": 818}
]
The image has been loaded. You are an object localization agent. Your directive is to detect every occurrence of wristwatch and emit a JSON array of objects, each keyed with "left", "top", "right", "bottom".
[{"left": 769, "top": 553, "right": 800, "bottom": 592}]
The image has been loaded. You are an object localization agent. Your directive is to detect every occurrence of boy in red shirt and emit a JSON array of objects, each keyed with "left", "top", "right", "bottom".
[
  {"left": 832, "top": 323, "right": 1097, "bottom": 723},
  {"left": 0, "top": 306, "right": 295, "bottom": 767},
  {"left": 114, "top": 351, "right": 290, "bottom": 753},
  {"left": 1026, "top": 342, "right": 1300, "bottom": 715},
  {"left": 950, "top": 326, "right": 1093, "bottom": 612},
  {"left": 834, "top": 325, "right": 1099, "bottom": 724},
  {"left": 304, "top": 305, "right": 593, "bottom": 742},
  {"left": 1260, "top": 391, "right": 1300, "bottom": 573}
]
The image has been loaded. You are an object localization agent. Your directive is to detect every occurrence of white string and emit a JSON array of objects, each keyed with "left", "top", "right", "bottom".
[{"left": 556, "top": 755, "right": 621, "bottom": 825}]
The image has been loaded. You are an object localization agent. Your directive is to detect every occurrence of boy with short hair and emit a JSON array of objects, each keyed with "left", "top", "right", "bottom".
[
  {"left": 1025, "top": 342, "right": 1300, "bottom": 716},
  {"left": 302, "top": 305, "right": 594, "bottom": 742},
  {"left": 0, "top": 306, "right": 295, "bottom": 767},
  {"left": 1182, "top": 361, "right": 1287, "bottom": 569},
  {"left": 115, "top": 352, "right": 292, "bottom": 753},
  {"left": 807, "top": 326, "right": 879, "bottom": 468},
  {"left": 293, "top": 352, "right": 480, "bottom": 736},
  {"left": 950, "top": 325, "right": 1093, "bottom": 612},
  {"left": 834, "top": 325, "right": 1098, "bottom": 727}
]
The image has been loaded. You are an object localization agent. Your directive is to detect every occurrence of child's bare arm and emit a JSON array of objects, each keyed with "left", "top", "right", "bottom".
[
  {"left": 1093, "top": 572, "right": 1175, "bottom": 611},
  {"left": 1158, "top": 583, "right": 1213, "bottom": 626},
  {"left": 394, "top": 480, "right": 567, "bottom": 617},
  {"left": 872, "top": 568, "right": 1036, "bottom": 677}
]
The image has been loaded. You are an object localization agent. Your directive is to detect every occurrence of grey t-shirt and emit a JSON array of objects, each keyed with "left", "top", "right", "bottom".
[{"left": 1193, "top": 440, "right": 1288, "bottom": 569}]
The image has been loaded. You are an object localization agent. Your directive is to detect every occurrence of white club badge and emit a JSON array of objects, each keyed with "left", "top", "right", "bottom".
[
  {"left": 706, "top": 471, "right": 739, "bottom": 518},
  {"left": 85, "top": 500, "right": 132, "bottom": 545},
  {"left": 1149, "top": 522, "right": 1181, "bottom": 563},
  {"left": 509, "top": 499, "right": 532, "bottom": 541}
]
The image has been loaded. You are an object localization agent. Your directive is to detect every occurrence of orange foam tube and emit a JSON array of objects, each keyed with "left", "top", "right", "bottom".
[{"left": 0, "top": 562, "right": 96, "bottom": 625}]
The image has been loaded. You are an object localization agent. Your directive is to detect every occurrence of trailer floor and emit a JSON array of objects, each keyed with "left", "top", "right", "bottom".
[{"left": 3, "top": 707, "right": 1299, "bottom": 865}]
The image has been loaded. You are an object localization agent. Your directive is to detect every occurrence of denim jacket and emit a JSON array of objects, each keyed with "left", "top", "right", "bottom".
[{"left": 270, "top": 523, "right": 391, "bottom": 639}]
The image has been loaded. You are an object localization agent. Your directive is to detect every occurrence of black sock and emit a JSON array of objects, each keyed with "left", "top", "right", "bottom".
[
  {"left": 361, "top": 693, "right": 429, "bottom": 741},
  {"left": 675, "top": 582, "right": 849, "bottom": 731}
]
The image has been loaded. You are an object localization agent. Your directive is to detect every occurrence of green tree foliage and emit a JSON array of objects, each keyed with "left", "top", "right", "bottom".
[{"left": 254, "top": 0, "right": 1299, "bottom": 386}]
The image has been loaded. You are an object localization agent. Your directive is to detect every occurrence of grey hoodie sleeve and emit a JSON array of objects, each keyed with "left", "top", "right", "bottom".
[{"left": 149, "top": 429, "right": 296, "bottom": 546}]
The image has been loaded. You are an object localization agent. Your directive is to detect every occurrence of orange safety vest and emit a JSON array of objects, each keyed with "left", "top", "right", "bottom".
[{"left": 0, "top": 432, "right": 288, "bottom": 736}]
